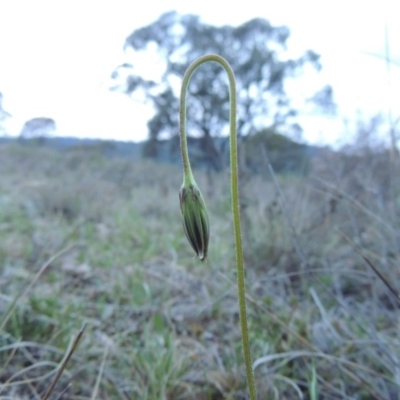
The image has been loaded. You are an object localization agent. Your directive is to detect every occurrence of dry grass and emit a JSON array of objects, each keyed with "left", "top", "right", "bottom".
[{"left": 0, "top": 142, "right": 399, "bottom": 399}]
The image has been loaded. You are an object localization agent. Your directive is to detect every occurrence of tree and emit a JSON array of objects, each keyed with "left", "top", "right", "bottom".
[
  {"left": 112, "top": 12, "right": 332, "bottom": 169},
  {"left": 20, "top": 117, "right": 56, "bottom": 141},
  {"left": 244, "top": 128, "right": 311, "bottom": 174}
]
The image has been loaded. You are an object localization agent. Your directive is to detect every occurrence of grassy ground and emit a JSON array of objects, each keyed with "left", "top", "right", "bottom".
[{"left": 0, "top": 142, "right": 399, "bottom": 399}]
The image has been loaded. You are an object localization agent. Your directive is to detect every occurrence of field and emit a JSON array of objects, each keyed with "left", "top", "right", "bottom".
[{"left": 0, "top": 142, "right": 399, "bottom": 399}]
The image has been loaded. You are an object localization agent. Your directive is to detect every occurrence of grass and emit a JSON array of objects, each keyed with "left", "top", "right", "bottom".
[{"left": 0, "top": 142, "right": 399, "bottom": 399}]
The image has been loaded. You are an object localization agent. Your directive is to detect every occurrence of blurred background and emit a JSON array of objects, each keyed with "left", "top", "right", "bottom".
[{"left": 1, "top": 2, "right": 400, "bottom": 399}]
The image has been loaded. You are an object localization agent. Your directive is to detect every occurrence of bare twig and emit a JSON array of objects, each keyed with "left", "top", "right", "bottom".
[
  {"left": 42, "top": 322, "right": 87, "bottom": 400},
  {"left": 338, "top": 230, "right": 400, "bottom": 305},
  {"left": 90, "top": 346, "right": 109, "bottom": 400}
]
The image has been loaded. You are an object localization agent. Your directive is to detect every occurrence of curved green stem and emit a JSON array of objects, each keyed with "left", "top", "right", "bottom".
[{"left": 179, "top": 54, "right": 258, "bottom": 399}]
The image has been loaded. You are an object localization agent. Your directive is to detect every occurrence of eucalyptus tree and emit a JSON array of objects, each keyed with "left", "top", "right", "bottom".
[
  {"left": 19, "top": 117, "right": 56, "bottom": 139},
  {"left": 112, "top": 11, "right": 332, "bottom": 169}
]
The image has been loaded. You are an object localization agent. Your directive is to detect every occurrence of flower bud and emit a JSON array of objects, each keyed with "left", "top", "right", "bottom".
[{"left": 179, "top": 182, "right": 209, "bottom": 261}]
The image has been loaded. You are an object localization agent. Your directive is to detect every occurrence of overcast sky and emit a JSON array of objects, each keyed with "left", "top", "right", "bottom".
[{"left": 0, "top": 0, "right": 399, "bottom": 146}]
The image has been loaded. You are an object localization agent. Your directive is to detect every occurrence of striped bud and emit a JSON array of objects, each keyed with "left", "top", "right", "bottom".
[{"left": 179, "top": 182, "right": 209, "bottom": 261}]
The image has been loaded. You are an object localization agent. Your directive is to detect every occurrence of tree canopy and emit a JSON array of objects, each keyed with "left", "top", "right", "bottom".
[
  {"left": 112, "top": 12, "right": 333, "bottom": 168},
  {"left": 20, "top": 117, "right": 56, "bottom": 139}
]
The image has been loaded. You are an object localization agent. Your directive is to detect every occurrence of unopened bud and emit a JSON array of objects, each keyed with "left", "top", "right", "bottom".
[{"left": 179, "top": 182, "right": 209, "bottom": 261}]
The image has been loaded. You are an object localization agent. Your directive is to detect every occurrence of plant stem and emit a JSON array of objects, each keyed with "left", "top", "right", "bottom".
[{"left": 179, "top": 54, "right": 258, "bottom": 399}]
